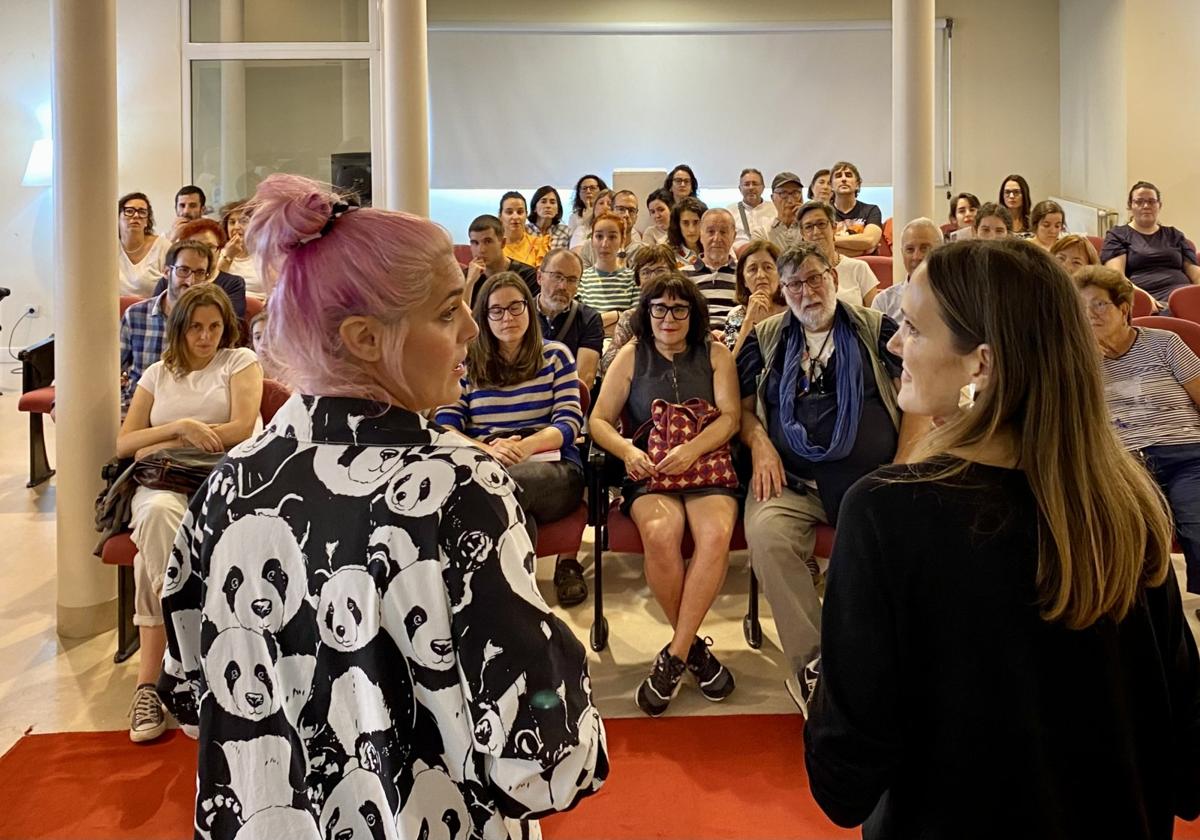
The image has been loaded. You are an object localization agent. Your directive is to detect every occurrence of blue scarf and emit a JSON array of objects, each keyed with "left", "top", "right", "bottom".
[{"left": 778, "top": 305, "right": 864, "bottom": 461}]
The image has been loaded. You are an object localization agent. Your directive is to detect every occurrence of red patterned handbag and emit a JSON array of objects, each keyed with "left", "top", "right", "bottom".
[{"left": 633, "top": 398, "right": 739, "bottom": 492}]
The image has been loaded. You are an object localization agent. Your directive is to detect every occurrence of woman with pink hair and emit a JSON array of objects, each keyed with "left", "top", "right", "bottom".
[{"left": 157, "top": 174, "right": 607, "bottom": 840}]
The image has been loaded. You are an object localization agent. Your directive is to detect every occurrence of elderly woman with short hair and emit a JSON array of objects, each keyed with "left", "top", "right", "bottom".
[{"left": 724, "top": 239, "right": 785, "bottom": 357}]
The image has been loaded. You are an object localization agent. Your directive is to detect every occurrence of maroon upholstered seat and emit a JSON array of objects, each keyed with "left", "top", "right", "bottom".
[{"left": 17, "top": 386, "right": 55, "bottom": 414}]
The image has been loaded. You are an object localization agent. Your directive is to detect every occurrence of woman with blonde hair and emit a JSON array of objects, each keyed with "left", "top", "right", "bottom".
[
  {"left": 1049, "top": 233, "right": 1099, "bottom": 275},
  {"left": 805, "top": 239, "right": 1200, "bottom": 837}
]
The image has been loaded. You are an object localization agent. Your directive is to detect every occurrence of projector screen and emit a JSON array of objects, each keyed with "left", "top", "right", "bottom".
[{"left": 427, "top": 21, "right": 950, "bottom": 190}]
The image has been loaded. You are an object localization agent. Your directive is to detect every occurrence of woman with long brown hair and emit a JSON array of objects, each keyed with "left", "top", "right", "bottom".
[{"left": 804, "top": 239, "right": 1199, "bottom": 837}]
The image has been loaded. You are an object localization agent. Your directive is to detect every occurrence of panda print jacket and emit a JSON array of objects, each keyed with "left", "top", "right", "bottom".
[{"left": 159, "top": 393, "right": 608, "bottom": 840}]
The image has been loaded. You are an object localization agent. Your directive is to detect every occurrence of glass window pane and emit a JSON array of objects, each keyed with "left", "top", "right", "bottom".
[
  {"left": 191, "top": 59, "right": 372, "bottom": 209},
  {"left": 190, "top": 0, "right": 369, "bottom": 43}
]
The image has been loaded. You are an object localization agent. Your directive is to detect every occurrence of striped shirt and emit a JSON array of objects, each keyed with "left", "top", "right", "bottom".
[
  {"left": 120, "top": 292, "right": 168, "bottom": 410},
  {"left": 577, "top": 266, "right": 638, "bottom": 313},
  {"left": 684, "top": 260, "right": 739, "bottom": 330},
  {"left": 1101, "top": 327, "right": 1200, "bottom": 450},
  {"left": 435, "top": 342, "right": 584, "bottom": 465}
]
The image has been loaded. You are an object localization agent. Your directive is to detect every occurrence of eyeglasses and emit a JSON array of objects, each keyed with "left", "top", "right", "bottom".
[
  {"left": 774, "top": 190, "right": 803, "bottom": 200},
  {"left": 540, "top": 270, "right": 580, "bottom": 286},
  {"left": 639, "top": 265, "right": 673, "bottom": 282},
  {"left": 649, "top": 303, "right": 691, "bottom": 320},
  {"left": 169, "top": 265, "right": 208, "bottom": 279},
  {"left": 614, "top": 205, "right": 638, "bottom": 215},
  {"left": 1002, "top": 188, "right": 1023, "bottom": 197},
  {"left": 671, "top": 177, "right": 692, "bottom": 186},
  {"left": 801, "top": 219, "right": 831, "bottom": 235},
  {"left": 487, "top": 300, "right": 528, "bottom": 320},
  {"left": 1131, "top": 199, "right": 1159, "bottom": 208},
  {"left": 121, "top": 207, "right": 150, "bottom": 218},
  {"left": 1083, "top": 298, "right": 1115, "bottom": 314},
  {"left": 780, "top": 270, "right": 830, "bottom": 292}
]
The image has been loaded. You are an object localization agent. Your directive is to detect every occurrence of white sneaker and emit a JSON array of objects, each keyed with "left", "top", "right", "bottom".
[{"left": 129, "top": 684, "right": 167, "bottom": 743}]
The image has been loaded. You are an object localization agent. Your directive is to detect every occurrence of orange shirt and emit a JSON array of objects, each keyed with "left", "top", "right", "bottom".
[{"left": 503, "top": 231, "right": 550, "bottom": 267}]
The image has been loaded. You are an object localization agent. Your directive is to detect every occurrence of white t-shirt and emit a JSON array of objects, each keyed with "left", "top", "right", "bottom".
[
  {"left": 834, "top": 257, "right": 880, "bottom": 307},
  {"left": 140, "top": 347, "right": 261, "bottom": 430},
  {"left": 728, "top": 200, "right": 778, "bottom": 245},
  {"left": 226, "top": 253, "right": 264, "bottom": 299},
  {"left": 119, "top": 236, "right": 171, "bottom": 298}
]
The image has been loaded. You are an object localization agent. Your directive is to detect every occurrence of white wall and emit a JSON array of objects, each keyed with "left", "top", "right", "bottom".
[{"left": 0, "top": 0, "right": 182, "bottom": 391}]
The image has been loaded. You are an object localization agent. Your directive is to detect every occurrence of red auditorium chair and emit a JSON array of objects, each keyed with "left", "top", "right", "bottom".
[
  {"left": 1133, "top": 315, "right": 1200, "bottom": 357},
  {"left": 1168, "top": 286, "right": 1200, "bottom": 325},
  {"left": 17, "top": 296, "right": 145, "bottom": 487},
  {"left": 240, "top": 295, "right": 265, "bottom": 347},
  {"left": 101, "top": 378, "right": 293, "bottom": 663},
  {"left": 1088, "top": 235, "right": 1105, "bottom": 255},
  {"left": 860, "top": 254, "right": 894, "bottom": 290},
  {"left": 453, "top": 244, "right": 473, "bottom": 266},
  {"left": 1132, "top": 287, "right": 1157, "bottom": 318},
  {"left": 585, "top": 426, "right": 835, "bottom": 652},
  {"left": 876, "top": 217, "right": 893, "bottom": 257}
]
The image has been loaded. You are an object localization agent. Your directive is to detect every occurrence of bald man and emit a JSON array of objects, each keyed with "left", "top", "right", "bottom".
[
  {"left": 871, "top": 218, "right": 943, "bottom": 322},
  {"left": 684, "top": 207, "right": 739, "bottom": 329}
]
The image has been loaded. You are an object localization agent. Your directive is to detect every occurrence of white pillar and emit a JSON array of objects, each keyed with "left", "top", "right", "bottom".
[
  {"left": 381, "top": 0, "right": 430, "bottom": 215},
  {"left": 219, "top": 0, "right": 246, "bottom": 207},
  {"left": 892, "top": 0, "right": 936, "bottom": 276},
  {"left": 51, "top": 0, "right": 119, "bottom": 637}
]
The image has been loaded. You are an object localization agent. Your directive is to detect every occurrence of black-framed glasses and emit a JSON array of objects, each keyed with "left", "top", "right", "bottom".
[
  {"left": 780, "top": 270, "right": 830, "bottom": 293},
  {"left": 540, "top": 270, "right": 580, "bottom": 286},
  {"left": 649, "top": 303, "right": 691, "bottom": 320},
  {"left": 121, "top": 207, "right": 150, "bottom": 218},
  {"left": 1002, "top": 188, "right": 1023, "bottom": 197},
  {"left": 801, "top": 219, "right": 831, "bottom": 235},
  {"left": 1131, "top": 198, "right": 1159, "bottom": 208},
  {"left": 487, "top": 300, "right": 528, "bottom": 320},
  {"left": 168, "top": 265, "right": 207, "bottom": 279},
  {"left": 671, "top": 177, "right": 692, "bottom": 186}
]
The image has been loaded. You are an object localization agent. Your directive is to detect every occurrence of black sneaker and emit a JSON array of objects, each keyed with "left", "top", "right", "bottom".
[
  {"left": 686, "top": 636, "right": 735, "bottom": 701},
  {"left": 785, "top": 657, "right": 821, "bottom": 719},
  {"left": 635, "top": 646, "right": 687, "bottom": 717}
]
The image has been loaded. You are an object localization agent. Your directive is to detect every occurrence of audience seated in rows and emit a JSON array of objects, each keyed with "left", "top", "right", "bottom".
[
  {"left": 665, "top": 163, "right": 700, "bottom": 204},
  {"left": 150, "top": 218, "right": 247, "bottom": 318},
  {"left": 577, "top": 212, "right": 638, "bottom": 331},
  {"left": 216, "top": 199, "right": 263, "bottom": 299},
  {"left": 1102, "top": 180, "right": 1200, "bottom": 312},
  {"left": 527, "top": 184, "right": 571, "bottom": 250},
  {"left": 567, "top": 173, "right": 607, "bottom": 249},
  {"left": 683, "top": 208, "right": 739, "bottom": 329},
  {"left": 735, "top": 241, "right": 924, "bottom": 713},
  {"left": 589, "top": 273, "right": 741, "bottom": 717},
  {"left": 1029, "top": 199, "right": 1066, "bottom": 251},
  {"left": 973, "top": 201, "right": 1013, "bottom": 240},
  {"left": 643, "top": 188, "right": 673, "bottom": 247},
  {"left": 602, "top": 245, "right": 689, "bottom": 375},
  {"left": 1051, "top": 233, "right": 1100, "bottom": 276},
  {"left": 723, "top": 240, "right": 786, "bottom": 357},
  {"left": 118, "top": 192, "right": 171, "bottom": 297},
  {"left": 465, "top": 214, "right": 537, "bottom": 306},
  {"left": 574, "top": 188, "right": 617, "bottom": 268},
  {"left": 728, "top": 167, "right": 778, "bottom": 247},
  {"left": 499, "top": 190, "right": 550, "bottom": 268},
  {"left": 872, "top": 218, "right": 943, "bottom": 322},
  {"left": 116, "top": 283, "right": 263, "bottom": 742},
  {"left": 797, "top": 200, "right": 879, "bottom": 307},
  {"left": 534, "top": 248, "right": 603, "bottom": 390},
  {"left": 436, "top": 272, "right": 587, "bottom": 604},
  {"left": 121, "top": 239, "right": 237, "bottom": 410},
  {"left": 829, "top": 161, "right": 883, "bottom": 257},
  {"left": 807, "top": 168, "right": 833, "bottom": 203},
  {"left": 1076, "top": 266, "right": 1200, "bottom": 596},
  {"left": 167, "top": 184, "right": 206, "bottom": 242},
  {"left": 947, "top": 191, "right": 980, "bottom": 241}
]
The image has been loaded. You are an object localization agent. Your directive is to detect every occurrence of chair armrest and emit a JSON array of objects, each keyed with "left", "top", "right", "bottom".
[{"left": 18, "top": 334, "right": 55, "bottom": 393}]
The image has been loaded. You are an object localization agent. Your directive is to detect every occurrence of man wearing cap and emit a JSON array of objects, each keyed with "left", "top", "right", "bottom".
[
  {"left": 727, "top": 168, "right": 778, "bottom": 249},
  {"left": 767, "top": 172, "right": 806, "bottom": 253}
]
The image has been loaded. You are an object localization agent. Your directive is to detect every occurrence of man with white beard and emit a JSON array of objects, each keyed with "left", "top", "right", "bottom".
[{"left": 735, "top": 241, "right": 925, "bottom": 717}]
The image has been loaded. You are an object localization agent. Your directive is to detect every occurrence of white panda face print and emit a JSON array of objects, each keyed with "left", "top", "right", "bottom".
[
  {"left": 382, "top": 560, "right": 454, "bottom": 672},
  {"left": 317, "top": 567, "right": 381, "bottom": 651},
  {"left": 207, "top": 628, "right": 281, "bottom": 721},
  {"left": 471, "top": 674, "right": 525, "bottom": 755},
  {"left": 208, "top": 515, "right": 306, "bottom": 634},
  {"left": 366, "top": 525, "right": 424, "bottom": 574},
  {"left": 397, "top": 763, "right": 469, "bottom": 840},
  {"left": 327, "top": 667, "right": 393, "bottom": 762},
  {"left": 384, "top": 460, "right": 458, "bottom": 518},
  {"left": 319, "top": 767, "right": 399, "bottom": 840},
  {"left": 220, "top": 734, "right": 294, "bottom": 819},
  {"left": 275, "top": 653, "right": 316, "bottom": 725},
  {"left": 232, "top": 807, "right": 320, "bottom": 840},
  {"left": 461, "top": 451, "right": 509, "bottom": 496},
  {"left": 313, "top": 445, "right": 406, "bottom": 497},
  {"left": 162, "top": 544, "right": 193, "bottom": 599}
]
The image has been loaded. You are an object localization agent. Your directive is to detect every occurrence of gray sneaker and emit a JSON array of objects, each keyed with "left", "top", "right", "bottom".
[{"left": 129, "top": 683, "right": 166, "bottom": 743}]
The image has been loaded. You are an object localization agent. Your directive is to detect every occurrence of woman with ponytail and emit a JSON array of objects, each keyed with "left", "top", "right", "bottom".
[
  {"left": 157, "top": 174, "right": 606, "bottom": 839},
  {"left": 804, "top": 239, "right": 1200, "bottom": 838}
]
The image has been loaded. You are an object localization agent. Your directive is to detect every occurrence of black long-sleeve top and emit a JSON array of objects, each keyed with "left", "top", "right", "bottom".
[{"left": 805, "top": 459, "right": 1200, "bottom": 840}]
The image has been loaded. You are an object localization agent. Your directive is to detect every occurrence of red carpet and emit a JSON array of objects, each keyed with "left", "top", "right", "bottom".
[{"left": 0, "top": 717, "right": 1197, "bottom": 840}]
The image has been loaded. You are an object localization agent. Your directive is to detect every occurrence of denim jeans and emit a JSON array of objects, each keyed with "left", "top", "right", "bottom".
[{"left": 1142, "top": 443, "right": 1200, "bottom": 594}]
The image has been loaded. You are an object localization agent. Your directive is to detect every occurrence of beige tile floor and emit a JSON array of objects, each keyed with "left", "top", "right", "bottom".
[
  {"left": 0, "top": 392, "right": 797, "bottom": 758},
  {"left": 2, "top": 391, "right": 1198, "bottom": 759}
]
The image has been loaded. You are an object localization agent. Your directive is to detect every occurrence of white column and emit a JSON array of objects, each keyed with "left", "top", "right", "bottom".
[
  {"left": 381, "top": 0, "right": 430, "bottom": 215},
  {"left": 892, "top": 0, "right": 936, "bottom": 276},
  {"left": 51, "top": 0, "right": 119, "bottom": 637},
  {"left": 219, "top": 0, "right": 246, "bottom": 207}
]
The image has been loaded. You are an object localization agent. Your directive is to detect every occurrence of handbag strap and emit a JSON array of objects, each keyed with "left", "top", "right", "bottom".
[{"left": 737, "top": 202, "right": 752, "bottom": 238}]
